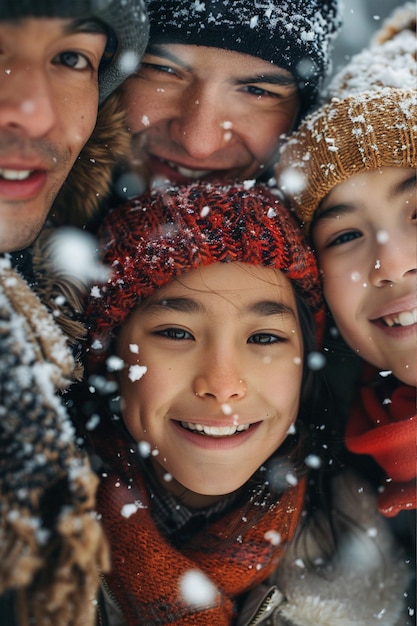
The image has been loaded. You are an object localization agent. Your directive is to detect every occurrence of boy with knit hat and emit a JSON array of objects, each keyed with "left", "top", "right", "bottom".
[
  {"left": 116, "top": 0, "right": 342, "bottom": 195},
  {"left": 275, "top": 6, "right": 416, "bottom": 613},
  {"left": 0, "top": 2, "right": 149, "bottom": 624},
  {"left": 75, "top": 180, "right": 409, "bottom": 625}
]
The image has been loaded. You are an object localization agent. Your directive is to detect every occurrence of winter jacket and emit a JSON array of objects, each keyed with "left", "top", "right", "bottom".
[
  {"left": 0, "top": 92, "right": 129, "bottom": 626},
  {"left": 0, "top": 258, "right": 109, "bottom": 626}
]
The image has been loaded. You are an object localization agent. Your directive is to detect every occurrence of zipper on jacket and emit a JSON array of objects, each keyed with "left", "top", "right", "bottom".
[
  {"left": 248, "top": 586, "right": 283, "bottom": 626},
  {"left": 99, "top": 572, "right": 125, "bottom": 622}
]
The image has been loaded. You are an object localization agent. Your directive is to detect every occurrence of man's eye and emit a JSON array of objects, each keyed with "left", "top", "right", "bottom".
[
  {"left": 140, "top": 62, "right": 176, "bottom": 75},
  {"left": 248, "top": 333, "right": 285, "bottom": 345},
  {"left": 54, "top": 51, "right": 90, "bottom": 70},
  {"left": 244, "top": 85, "right": 277, "bottom": 98},
  {"left": 328, "top": 231, "right": 362, "bottom": 247},
  {"left": 156, "top": 328, "right": 193, "bottom": 340}
]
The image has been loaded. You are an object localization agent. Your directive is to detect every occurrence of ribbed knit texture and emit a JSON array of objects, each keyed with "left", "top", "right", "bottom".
[{"left": 86, "top": 181, "right": 322, "bottom": 357}]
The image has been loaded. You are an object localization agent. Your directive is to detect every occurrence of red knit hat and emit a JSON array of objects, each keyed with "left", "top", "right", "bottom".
[{"left": 86, "top": 181, "right": 322, "bottom": 355}]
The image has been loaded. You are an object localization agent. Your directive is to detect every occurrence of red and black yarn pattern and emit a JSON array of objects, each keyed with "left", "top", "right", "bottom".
[{"left": 87, "top": 182, "right": 322, "bottom": 353}]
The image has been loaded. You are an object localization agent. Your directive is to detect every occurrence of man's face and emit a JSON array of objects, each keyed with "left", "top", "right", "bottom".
[
  {"left": 0, "top": 18, "right": 106, "bottom": 252},
  {"left": 121, "top": 44, "right": 299, "bottom": 188},
  {"left": 313, "top": 167, "right": 416, "bottom": 387}
]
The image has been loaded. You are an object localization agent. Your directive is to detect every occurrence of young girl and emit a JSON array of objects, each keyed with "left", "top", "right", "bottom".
[
  {"left": 76, "top": 181, "right": 408, "bottom": 625},
  {"left": 276, "top": 0, "right": 416, "bottom": 520}
]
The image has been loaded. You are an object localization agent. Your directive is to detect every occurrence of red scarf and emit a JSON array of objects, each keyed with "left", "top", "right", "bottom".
[
  {"left": 95, "top": 424, "right": 306, "bottom": 625},
  {"left": 345, "top": 367, "right": 416, "bottom": 517}
]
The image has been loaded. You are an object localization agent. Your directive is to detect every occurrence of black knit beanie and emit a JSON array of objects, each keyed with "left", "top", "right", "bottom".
[
  {"left": 147, "top": 0, "right": 342, "bottom": 115},
  {"left": 0, "top": 0, "right": 149, "bottom": 103}
]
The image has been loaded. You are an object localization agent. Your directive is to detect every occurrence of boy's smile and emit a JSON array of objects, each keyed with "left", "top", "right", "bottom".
[
  {"left": 313, "top": 167, "right": 416, "bottom": 386},
  {"left": 116, "top": 262, "right": 304, "bottom": 507}
]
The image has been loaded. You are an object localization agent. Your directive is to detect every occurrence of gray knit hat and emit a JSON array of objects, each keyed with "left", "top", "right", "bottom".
[
  {"left": 276, "top": 2, "right": 417, "bottom": 229},
  {"left": 0, "top": 0, "right": 149, "bottom": 103},
  {"left": 147, "top": 0, "right": 342, "bottom": 116}
]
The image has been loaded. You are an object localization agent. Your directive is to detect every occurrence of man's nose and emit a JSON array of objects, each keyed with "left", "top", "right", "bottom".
[
  {"left": 0, "top": 66, "right": 58, "bottom": 138},
  {"left": 170, "top": 87, "right": 234, "bottom": 161}
]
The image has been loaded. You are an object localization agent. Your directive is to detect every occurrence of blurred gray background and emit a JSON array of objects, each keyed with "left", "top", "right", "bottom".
[{"left": 329, "top": 0, "right": 410, "bottom": 77}]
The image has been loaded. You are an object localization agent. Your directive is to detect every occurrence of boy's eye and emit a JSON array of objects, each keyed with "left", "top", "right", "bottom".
[
  {"left": 248, "top": 333, "right": 285, "bottom": 345},
  {"left": 156, "top": 327, "right": 193, "bottom": 340},
  {"left": 327, "top": 230, "right": 362, "bottom": 247},
  {"left": 53, "top": 51, "right": 90, "bottom": 70}
]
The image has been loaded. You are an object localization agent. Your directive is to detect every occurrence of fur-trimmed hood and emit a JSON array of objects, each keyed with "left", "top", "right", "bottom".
[{"left": 31, "top": 90, "right": 131, "bottom": 346}]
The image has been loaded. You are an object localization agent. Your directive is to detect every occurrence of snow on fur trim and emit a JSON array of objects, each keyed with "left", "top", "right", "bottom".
[{"left": 49, "top": 91, "right": 131, "bottom": 228}]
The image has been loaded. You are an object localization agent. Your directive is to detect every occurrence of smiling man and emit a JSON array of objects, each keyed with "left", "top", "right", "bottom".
[
  {"left": 119, "top": 0, "right": 342, "bottom": 193},
  {"left": 0, "top": 2, "right": 149, "bottom": 624},
  {"left": 0, "top": 0, "right": 148, "bottom": 253}
]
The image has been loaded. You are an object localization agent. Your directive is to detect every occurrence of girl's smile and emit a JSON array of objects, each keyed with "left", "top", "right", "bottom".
[{"left": 116, "top": 262, "right": 304, "bottom": 506}]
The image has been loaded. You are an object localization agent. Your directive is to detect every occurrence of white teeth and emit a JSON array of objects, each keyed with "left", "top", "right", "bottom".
[
  {"left": 0, "top": 168, "right": 32, "bottom": 181},
  {"left": 382, "top": 308, "right": 417, "bottom": 327},
  {"left": 180, "top": 422, "right": 250, "bottom": 436},
  {"left": 173, "top": 164, "right": 212, "bottom": 179}
]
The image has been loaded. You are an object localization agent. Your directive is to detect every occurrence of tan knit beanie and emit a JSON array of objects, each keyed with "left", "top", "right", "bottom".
[{"left": 275, "top": 2, "right": 417, "bottom": 230}]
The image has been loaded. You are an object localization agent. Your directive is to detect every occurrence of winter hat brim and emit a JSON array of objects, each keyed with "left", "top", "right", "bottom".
[
  {"left": 277, "top": 89, "right": 417, "bottom": 227},
  {"left": 0, "top": 0, "right": 149, "bottom": 103},
  {"left": 147, "top": 0, "right": 342, "bottom": 115},
  {"left": 86, "top": 182, "right": 323, "bottom": 356}
]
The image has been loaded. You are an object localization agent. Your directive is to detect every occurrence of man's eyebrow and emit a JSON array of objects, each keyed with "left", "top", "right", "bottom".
[
  {"left": 64, "top": 18, "right": 108, "bottom": 36},
  {"left": 236, "top": 73, "right": 296, "bottom": 87},
  {"left": 144, "top": 44, "right": 192, "bottom": 70}
]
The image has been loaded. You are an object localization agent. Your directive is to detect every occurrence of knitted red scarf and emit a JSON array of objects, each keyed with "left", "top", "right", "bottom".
[
  {"left": 345, "top": 367, "right": 416, "bottom": 518},
  {"left": 95, "top": 424, "right": 306, "bottom": 625}
]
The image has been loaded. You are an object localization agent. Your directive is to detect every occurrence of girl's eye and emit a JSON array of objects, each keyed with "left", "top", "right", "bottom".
[
  {"left": 156, "top": 327, "right": 193, "bottom": 341},
  {"left": 327, "top": 230, "right": 362, "bottom": 247},
  {"left": 53, "top": 51, "right": 90, "bottom": 70},
  {"left": 248, "top": 333, "right": 286, "bottom": 345}
]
